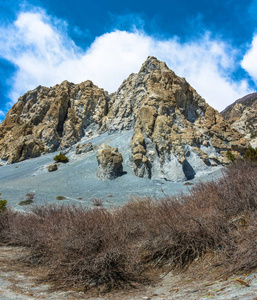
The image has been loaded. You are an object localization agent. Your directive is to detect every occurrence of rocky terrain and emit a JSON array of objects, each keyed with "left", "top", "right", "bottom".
[
  {"left": 221, "top": 92, "right": 257, "bottom": 148},
  {"left": 0, "top": 56, "right": 249, "bottom": 181},
  {"left": 0, "top": 59, "right": 256, "bottom": 300},
  {"left": 0, "top": 129, "right": 224, "bottom": 208},
  {"left": 0, "top": 80, "right": 109, "bottom": 163}
]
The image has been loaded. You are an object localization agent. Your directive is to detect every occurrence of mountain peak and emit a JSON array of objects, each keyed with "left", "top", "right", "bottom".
[
  {"left": 0, "top": 57, "right": 249, "bottom": 181},
  {"left": 140, "top": 55, "right": 170, "bottom": 73}
]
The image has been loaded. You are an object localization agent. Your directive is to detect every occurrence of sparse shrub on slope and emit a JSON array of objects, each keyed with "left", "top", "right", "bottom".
[
  {"left": 0, "top": 195, "right": 8, "bottom": 241},
  {"left": 226, "top": 149, "right": 236, "bottom": 162},
  {"left": 0, "top": 160, "right": 257, "bottom": 292},
  {"left": 53, "top": 152, "right": 69, "bottom": 163},
  {"left": 244, "top": 146, "right": 257, "bottom": 161},
  {"left": 0, "top": 197, "right": 7, "bottom": 212}
]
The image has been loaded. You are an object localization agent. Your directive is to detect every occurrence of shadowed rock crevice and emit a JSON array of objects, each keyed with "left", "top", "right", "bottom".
[
  {"left": 182, "top": 160, "right": 196, "bottom": 180},
  {"left": 57, "top": 99, "right": 71, "bottom": 137}
]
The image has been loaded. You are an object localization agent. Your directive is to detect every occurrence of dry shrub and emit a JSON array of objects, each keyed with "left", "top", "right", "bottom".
[
  {"left": 0, "top": 210, "right": 10, "bottom": 242},
  {"left": 139, "top": 199, "right": 220, "bottom": 269},
  {"left": 91, "top": 198, "right": 104, "bottom": 207},
  {"left": 5, "top": 205, "right": 140, "bottom": 292},
  {"left": 0, "top": 160, "right": 256, "bottom": 291}
]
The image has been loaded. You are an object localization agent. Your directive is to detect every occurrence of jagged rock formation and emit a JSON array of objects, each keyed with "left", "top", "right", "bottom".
[
  {"left": 96, "top": 144, "right": 123, "bottom": 180},
  {"left": 0, "top": 56, "right": 249, "bottom": 180},
  {"left": 101, "top": 57, "right": 248, "bottom": 180},
  {"left": 221, "top": 93, "right": 257, "bottom": 148},
  {"left": 0, "top": 80, "right": 109, "bottom": 163}
]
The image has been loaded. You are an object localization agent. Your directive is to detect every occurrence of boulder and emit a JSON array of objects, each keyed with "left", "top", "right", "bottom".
[
  {"left": 48, "top": 163, "right": 58, "bottom": 172},
  {"left": 96, "top": 144, "right": 123, "bottom": 180}
]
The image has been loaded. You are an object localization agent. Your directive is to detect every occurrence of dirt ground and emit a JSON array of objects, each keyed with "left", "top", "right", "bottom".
[{"left": 0, "top": 246, "right": 257, "bottom": 300}]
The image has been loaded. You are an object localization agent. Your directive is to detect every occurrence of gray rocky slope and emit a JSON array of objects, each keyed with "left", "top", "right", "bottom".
[
  {"left": 0, "top": 56, "right": 249, "bottom": 183},
  {"left": 0, "top": 130, "right": 223, "bottom": 209}
]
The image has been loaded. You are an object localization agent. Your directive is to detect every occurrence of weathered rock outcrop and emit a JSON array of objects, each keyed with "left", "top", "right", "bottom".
[
  {"left": 6, "top": 135, "right": 45, "bottom": 164},
  {"left": 75, "top": 142, "right": 94, "bottom": 155},
  {"left": 221, "top": 93, "right": 257, "bottom": 148},
  {"left": 0, "top": 80, "right": 109, "bottom": 163},
  {"left": 0, "top": 56, "right": 249, "bottom": 181},
  {"left": 102, "top": 57, "right": 248, "bottom": 180},
  {"left": 96, "top": 144, "right": 123, "bottom": 180}
]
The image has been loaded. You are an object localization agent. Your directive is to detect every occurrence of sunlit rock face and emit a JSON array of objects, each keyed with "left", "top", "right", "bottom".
[
  {"left": 221, "top": 92, "right": 257, "bottom": 148},
  {"left": 0, "top": 80, "right": 109, "bottom": 163},
  {"left": 102, "top": 56, "right": 247, "bottom": 180},
  {"left": 0, "top": 56, "right": 248, "bottom": 181}
]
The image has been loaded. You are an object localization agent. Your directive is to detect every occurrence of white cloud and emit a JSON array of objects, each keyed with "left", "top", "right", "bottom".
[
  {"left": 241, "top": 34, "right": 257, "bottom": 83},
  {"left": 153, "top": 36, "right": 252, "bottom": 111},
  {"left": 0, "top": 9, "right": 254, "bottom": 112}
]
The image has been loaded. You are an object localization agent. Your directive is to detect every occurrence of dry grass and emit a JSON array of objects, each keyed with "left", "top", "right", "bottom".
[
  {"left": 0, "top": 159, "right": 256, "bottom": 293},
  {"left": 91, "top": 198, "right": 104, "bottom": 207}
]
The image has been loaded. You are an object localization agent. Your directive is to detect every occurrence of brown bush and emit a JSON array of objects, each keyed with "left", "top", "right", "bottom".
[
  {"left": 0, "top": 160, "right": 256, "bottom": 291},
  {"left": 4, "top": 205, "right": 141, "bottom": 291}
]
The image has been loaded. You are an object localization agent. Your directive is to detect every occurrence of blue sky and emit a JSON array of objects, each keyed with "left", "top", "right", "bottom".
[{"left": 0, "top": 0, "right": 257, "bottom": 120}]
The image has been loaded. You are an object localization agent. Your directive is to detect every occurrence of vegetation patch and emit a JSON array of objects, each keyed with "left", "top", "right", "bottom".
[
  {"left": 18, "top": 192, "right": 35, "bottom": 206},
  {"left": 18, "top": 199, "right": 34, "bottom": 206},
  {"left": 226, "top": 149, "right": 236, "bottom": 162},
  {"left": 244, "top": 146, "right": 257, "bottom": 161},
  {"left": 91, "top": 198, "right": 104, "bottom": 207},
  {"left": 54, "top": 153, "right": 69, "bottom": 163},
  {"left": 0, "top": 160, "right": 256, "bottom": 294},
  {"left": 56, "top": 196, "right": 67, "bottom": 201},
  {"left": 0, "top": 197, "right": 7, "bottom": 212},
  {"left": 183, "top": 182, "right": 194, "bottom": 186}
]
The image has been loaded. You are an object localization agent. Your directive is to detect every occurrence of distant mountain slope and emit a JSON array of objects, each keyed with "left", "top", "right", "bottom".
[
  {"left": 0, "top": 56, "right": 249, "bottom": 181},
  {"left": 221, "top": 92, "right": 257, "bottom": 147}
]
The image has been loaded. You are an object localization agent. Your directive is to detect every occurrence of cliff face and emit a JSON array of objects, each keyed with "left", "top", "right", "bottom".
[
  {"left": 221, "top": 93, "right": 257, "bottom": 148},
  {"left": 0, "top": 56, "right": 249, "bottom": 180},
  {"left": 0, "top": 80, "right": 109, "bottom": 163}
]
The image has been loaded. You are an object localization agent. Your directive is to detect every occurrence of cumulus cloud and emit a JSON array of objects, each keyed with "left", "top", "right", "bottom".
[
  {"left": 0, "top": 8, "right": 254, "bottom": 112},
  {"left": 241, "top": 34, "right": 257, "bottom": 83},
  {"left": 154, "top": 36, "right": 252, "bottom": 111}
]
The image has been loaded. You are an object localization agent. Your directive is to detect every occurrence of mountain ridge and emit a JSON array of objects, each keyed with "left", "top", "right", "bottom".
[{"left": 0, "top": 56, "right": 249, "bottom": 180}]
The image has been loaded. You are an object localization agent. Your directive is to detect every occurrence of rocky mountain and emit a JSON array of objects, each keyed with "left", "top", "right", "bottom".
[
  {"left": 0, "top": 80, "right": 109, "bottom": 163},
  {"left": 221, "top": 92, "right": 257, "bottom": 148},
  {"left": 0, "top": 56, "right": 249, "bottom": 181}
]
